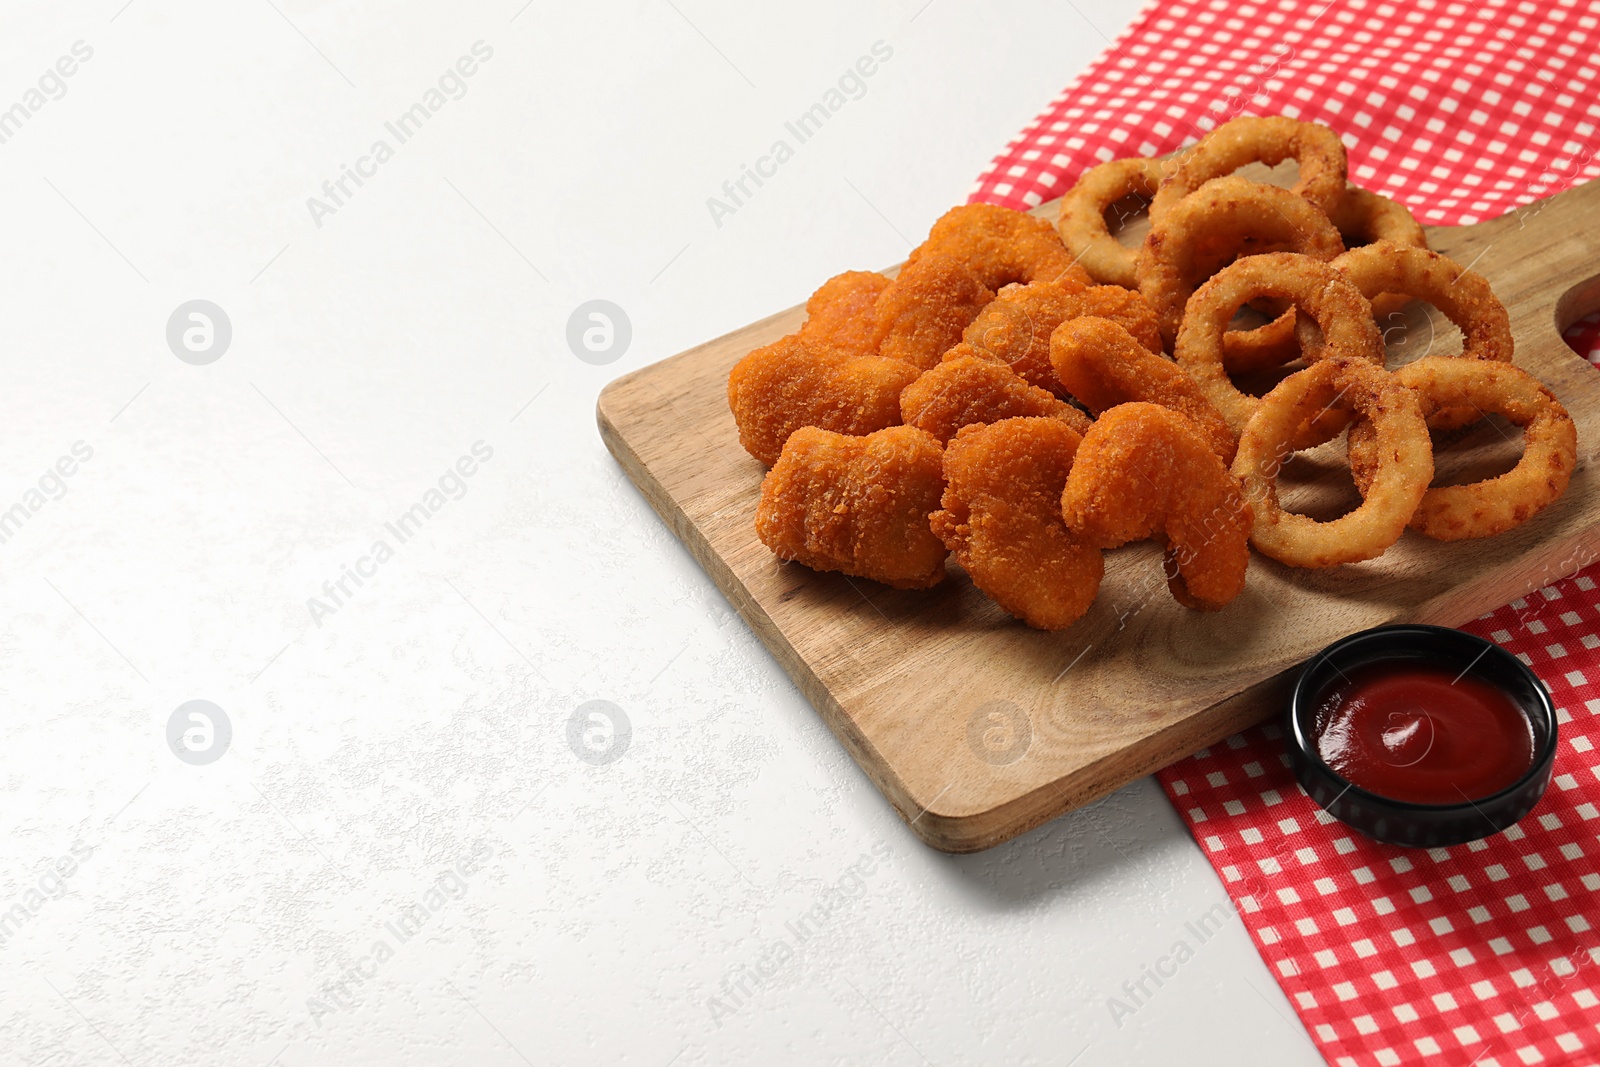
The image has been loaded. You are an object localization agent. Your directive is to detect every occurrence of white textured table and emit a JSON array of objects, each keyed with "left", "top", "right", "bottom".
[{"left": 0, "top": 2, "right": 1322, "bottom": 1063}]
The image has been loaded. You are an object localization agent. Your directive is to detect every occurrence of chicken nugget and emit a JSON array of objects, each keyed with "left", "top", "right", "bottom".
[
  {"left": 728, "top": 334, "right": 920, "bottom": 467},
  {"left": 799, "top": 270, "right": 892, "bottom": 356},
  {"left": 1049, "top": 316, "right": 1236, "bottom": 462},
  {"left": 1062, "top": 404, "right": 1252, "bottom": 611},
  {"left": 756, "top": 425, "right": 948, "bottom": 589},
  {"left": 901, "top": 351, "right": 1092, "bottom": 444},
  {"left": 912, "top": 203, "right": 1092, "bottom": 290},
  {"left": 873, "top": 254, "right": 996, "bottom": 371},
  {"left": 962, "top": 282, "right": 1163, "bottom": 393},
  {"left": 930, "top": 417, "right": 1103, "bottom": 630}
]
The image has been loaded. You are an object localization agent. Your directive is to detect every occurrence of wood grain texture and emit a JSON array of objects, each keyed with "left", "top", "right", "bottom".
[{"left": 597, "top": 175, "right": 1600, "bottom": 853}]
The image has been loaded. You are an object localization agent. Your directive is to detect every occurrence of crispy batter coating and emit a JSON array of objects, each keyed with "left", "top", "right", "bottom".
[
  {"left": 962, "top": 281, "right": 1162, "bottom": 393},
  {"left": 1347, "top": 358, "right": 1576, "bottom": 541},
  {"left": 1138, "top": 175, "right": 1345, "bottom": 362},
  {"left": 1232, "top": 359, "right": 1431, "bottom": 568},
  {"left": 1174, "top": 253, "right": 1382, "bottom": 435},
  {"left": 930, "top": 417, "right": 1103, "bottom": 630},
  {"left": 1049, "top": 316, "right": 1237, "bottom": 462},
  {"left": 1333, "top": 241, "right": 1509, "bottom": 365},
  {"left": 1327, "top": 187, "right": 1428, "bottom": 320},
  {"left": 1332, "top": 240, "right": 1511, "bottom": 428},
  {"left": 1062, "top": 403, "right": 1252, "bottom": 610},
  {"left": 799, "top": 270, "right": 893, "bottom": 356},
  {"left": 901, "top": 351, "right": 1092, "bottom": 444},
  {"left": 1149, "top": 116, "right": 1348, "bottom": 224},
  {"left": 1056, "top": 157, "right": 1166, "bottom": 288},
  {"left": 873, "top": 254, "right": 996, "bottom": 371},
  {"left": 728, "top": 334, "right": 920, "bottom": 467},
  {"left": 912, "top": 203, "right": 1092, "bottom": 290},
  {"left": 756, "top": 425, "right": 948, "bottom": 589}
]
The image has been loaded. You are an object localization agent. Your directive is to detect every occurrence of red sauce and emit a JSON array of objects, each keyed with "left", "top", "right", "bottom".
[{"left": 1313, "top": 661, "right": 1534, "bottom": 805}]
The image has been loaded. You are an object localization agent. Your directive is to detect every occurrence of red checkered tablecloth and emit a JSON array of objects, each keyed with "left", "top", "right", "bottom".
[{"left": 969, "top": 1, "right": 1600, "bottom": 1063}]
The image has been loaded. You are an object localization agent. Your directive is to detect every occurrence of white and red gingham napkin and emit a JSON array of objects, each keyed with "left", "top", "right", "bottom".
[{"left": 969, "top": 1, "right": 1600, "bottom": 1063}]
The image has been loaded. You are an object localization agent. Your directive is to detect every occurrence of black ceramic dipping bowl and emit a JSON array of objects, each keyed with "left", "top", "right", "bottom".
[{"left": 1286, "top": 624, "right": 1558, "bottom": 848}]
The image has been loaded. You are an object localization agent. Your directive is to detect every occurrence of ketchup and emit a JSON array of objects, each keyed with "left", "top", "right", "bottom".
[{"left": 1313, "top": 660, "right": 1534, "bottom": 805}]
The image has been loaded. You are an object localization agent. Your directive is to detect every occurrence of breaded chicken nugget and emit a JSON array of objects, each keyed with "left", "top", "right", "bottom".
[
  {"left": 1062, "top": 404, "right": 1252, "bottom": 611},
  {"left": 728, "top": 334, "right": 920, "bottom": 467},
  {"left": 1049, "top": 317, "right": 1236, "bottom": 462},
  {"left": 799, "top": 270, "right": 892, "bottom": 356},
  {"left": 756, "top": 425, "right": 948, "bottom": 589},
  {"left": 911, "top": 203, "right": 1093, "bottom": 290},
  {"left": 930, "top": 417, "right": 1103, "bottom": 630},
  {"left": 901, "top": 351, "right": 1092, "bottom": 444},
  {"left": 873, "top": 254, "right": 996, "bottom": 370},
  {"left": 962, "top": 282, "right": 1162, "bottom": 393}
]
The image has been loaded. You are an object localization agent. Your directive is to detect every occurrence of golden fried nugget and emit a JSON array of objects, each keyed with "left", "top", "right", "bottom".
[
  {"left": 756, "top": 425, "right": 948, "bottom": 589},
  {"left": 912, "top": 203, "right": 1092, "bottom": 290},
  {"left": 728, "top": 334, "right": 920, "bottom": 467},
  {"left": 1063, "top": 404, "right": 1252, "bottom": 610},
  {"left": 962, "top": 281, "right": 1162, "bottom": 393},
  {"left": 1049, "top": 317, "right": 1236, "bottom": 462},
  {"left": 799, "top": 270, "right": 892, "bottom": 356},
  {"left": 873, "top": 254, "right": 996, "bottom": 371},
  {"left": 901, "top": 351, "right": 1092, "bottom": 444},
  {"left": 929, "top": 417, "right": 1103, "bottom": 630}
]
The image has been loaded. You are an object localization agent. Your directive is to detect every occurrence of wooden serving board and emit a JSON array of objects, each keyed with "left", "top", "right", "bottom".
[{"left": 597, "top": 174, "right": 1600, "bottom": 853}]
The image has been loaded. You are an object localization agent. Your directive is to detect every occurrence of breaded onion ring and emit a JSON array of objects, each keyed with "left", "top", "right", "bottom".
[
  {"left": 1347, "top": 358, "right": 1577, "bottom": 541},
  {"left": 1332, "top": 240, "right": 1512, "bottom": 428},
  {"left": 902, "top": 351, "right": 1092, "bottom": 444},
  {"left": 1049, "top": 316, "right": 1236, "bottom": 462},
  {"left": 1232, "top": 359, "right": 1431, "bottom": 568},
  {"left": 1138, "top": 176, "right": 1345, "bottom": 365},
  {"left": 912, "top": 203, "right": 1091, "bottom": 291},
  {"left": 1174, "top": 253, "right": 1383, "bottom": 435},
  {"left": 873, "top": 253, "right": 996, "bottom": 371},
  {"left": 1056, "top": 157, "right": 1165, "bottom": 288},
  {"left": 930, "top": 417, "right": 1104, "bottom": 630},
  {"left": 1331, "top": 241, "right": 1511, "bottom": 362},
  {"left": 962, "top": 281, "right": 1162, "bottom": 393},
  {"left": 1062, "top": 403, "right": 1252, "bottom": 610},
  {"left": 756, "top": 425, "right": 948, "bottom": 589},
  {"left": 799, "top": 270, "right": 892, "bottom": 356},
  {"left": 1149, "top": 116, "right": 1347, "bottom": 224},
  {"left": 1326, "top": 187, "right": 1428, "bottom": 320},
  {"left": 728, "top": 334, "right": 920, "bottom": 467}
]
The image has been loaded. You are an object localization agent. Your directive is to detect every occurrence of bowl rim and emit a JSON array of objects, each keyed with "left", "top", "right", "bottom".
[{"left": 1288, "top": 623, "right": 1559, "bottom": 813}]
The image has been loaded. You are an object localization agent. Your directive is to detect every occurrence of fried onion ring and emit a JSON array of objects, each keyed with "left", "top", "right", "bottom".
[
  {"left": 1055, "top": 157, "right": 1165, "bottom": 288},
  {"left": 756, "top": 425, "right": 948, "bottom": 589},
  {"left": 911, "top": 203, "right": 1091, "bottom": 290},
  {"left": 1149, "top": 116, "right": 1348, "bottom": 224},
  {"left": 873, "top": 253, "right": 996, "bottom": 371},
  {"left": 1231, "top": 359, "right": 1431, "bottom": 568},
  {"left": 930, "top": 417, "right": 1104, "bottom": 630},
  {"left": 1138, "top": 176, "right": 1345, "bottom": 364},
  {"left": 1346, "top": 358, "right": 1577, "bottom": 541},
  {"left": 1326, "top": 187, "right": 1428, "bottom": 320},
  {"left": 1332, "top": 240, "right": 1513, "bottom": 427},
  {"left": 902, "top": 351, "right": 1091, "bottom": 443},
  {"left": 728, "top": 334, "right": 920, "bottom": 467},
  {"left": 1062, "top": 403, "right": 1252, "bottom": 610},
  {"left": 962, "top": 280, "right": 1162, "bottom": 393},
  {"left": 1174, "top": 253, "right": 1383, "bottom": 435},
  {"left": 799, "top": 270, "right": 892, "bottom": 356},
  {"left": 1049, "top": 316, "right": 1236, "bottom": 462}
]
